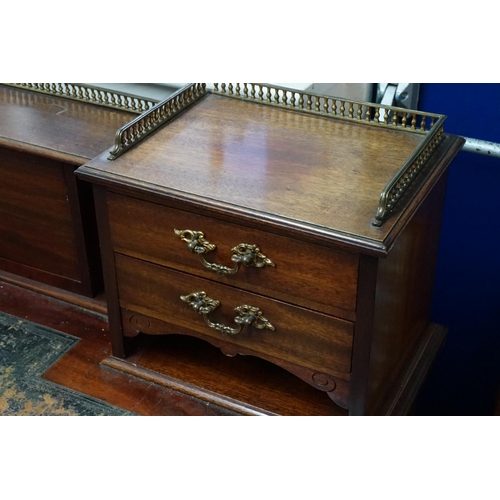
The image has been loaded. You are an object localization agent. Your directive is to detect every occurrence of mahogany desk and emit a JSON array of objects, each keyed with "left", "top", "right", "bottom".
[
  {"left": 76, "top": 84, "right": 464, "bottom": 415},
  {"left": 0, "top": 84, "right": 152, "bottom": 300}
]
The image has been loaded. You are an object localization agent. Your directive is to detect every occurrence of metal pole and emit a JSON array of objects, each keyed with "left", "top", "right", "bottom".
[{"left": 462, "top": 137, "right": 500, "bottom": 158}]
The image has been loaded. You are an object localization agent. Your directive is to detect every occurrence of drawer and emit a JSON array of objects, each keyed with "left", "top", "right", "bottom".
[
  {"left": 108, "top": 192, "right": 359, "bottom": 318},
  {"left": 115, "top": 253, "right": 354, "bottom": 375}
]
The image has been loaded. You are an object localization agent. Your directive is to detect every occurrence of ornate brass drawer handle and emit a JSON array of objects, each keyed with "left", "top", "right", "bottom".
[
  {"left": 174, "top": 229, "right": 275, "bottom": 277},
  {"left": 180, "top": 291, "right": 275, "bottom": 336}
]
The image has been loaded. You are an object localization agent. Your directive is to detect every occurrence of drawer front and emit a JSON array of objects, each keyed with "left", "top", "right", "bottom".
[
  {"left": 108, "top": 192, "right": 359, "bottom": 317},
  {"left": 115, "top": 254, "right": 354, "bottom": 375}
]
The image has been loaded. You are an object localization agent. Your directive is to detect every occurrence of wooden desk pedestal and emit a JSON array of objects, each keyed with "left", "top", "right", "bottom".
[
  {"left": 0, "top": 84, "right": 144, "bottom": 298},
  {"left": 77, "top": 84, "right": 464, "bottom": 415}
]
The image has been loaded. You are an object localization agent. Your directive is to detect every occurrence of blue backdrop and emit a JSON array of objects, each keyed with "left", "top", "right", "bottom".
[{"left": 414, "top": 84, "right": 500, "bottom": 415}]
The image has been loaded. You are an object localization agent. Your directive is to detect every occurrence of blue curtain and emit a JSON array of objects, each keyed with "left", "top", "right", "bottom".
[{"left": 415, "top": 84, "right": 500, "bottom": 415}]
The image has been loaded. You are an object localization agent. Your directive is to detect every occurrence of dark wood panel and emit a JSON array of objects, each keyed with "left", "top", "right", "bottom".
[
  {"left": 115, "top": 253, "right": 354, "bottom": 376},
  {"left": 349, "top": 254, "right": 379, "bottom": 416},
  {"left": 107, "top": 191, "right": 359, "bottom": 318},
  {"left": 0, "top": 147, "right": 80, "bottom": 281},
  {"left": 64, "top": 167, "right": 103, "bottom": 297},
  {"left": 102, "top": 356, "right": 276, "bottom": 416},
  {"left": 378, "top": 323, "right": 447, "bottom": 415},
  {"left": 0, "top": 258, "right": 84, "bottom": 295},
  {"left": 0, "top": 146, "right": 105, "bottom": 296},
  {"left": 0, "top": 209, "right": 80, "bottom": 280},
  {"left": 93, "top": 185, "right": 128, "bottom": 358},
  {"left": 119, "top": 308, "right": 351, "bottom": 410},
  {"left": 366, "top": 171, "right": 450, "bottom": 414},
  {"left": 105, "top": 333, "right": 348, "bottom": 416},
  {"left": 0, "top": 147, "right": 75, "bottom": 239},
  {"left": 0, "top": 269, "right": 106, "bottom": 315}
]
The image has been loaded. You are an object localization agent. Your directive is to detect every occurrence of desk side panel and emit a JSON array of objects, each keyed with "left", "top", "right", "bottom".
[{"left": 366, "top": 172, "right": 449, "bottom": 414}]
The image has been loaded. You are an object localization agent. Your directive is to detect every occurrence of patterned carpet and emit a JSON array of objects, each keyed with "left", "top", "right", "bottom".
[{"left": 0, "top": 312, "right": 134, "bottom": 416}]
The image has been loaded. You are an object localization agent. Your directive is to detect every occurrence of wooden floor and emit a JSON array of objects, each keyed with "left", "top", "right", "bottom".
[{"left": 0, "top": 278, "right": 346, "bottom": 416}]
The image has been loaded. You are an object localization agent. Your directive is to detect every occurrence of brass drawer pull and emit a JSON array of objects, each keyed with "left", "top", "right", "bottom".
[
  {"left": 174, "top": 229, "right": 275, "bottom": 277},
  {"left": 180, "top": 291, "right": 275, "bottom": 336}
]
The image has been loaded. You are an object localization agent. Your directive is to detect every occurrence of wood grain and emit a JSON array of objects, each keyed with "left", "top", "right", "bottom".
[
  {"left": 93, "top": 185, "right": 128, "bottom": 357},
  {"left": 366, "top": 172, "right": 450, "bottom": 414},
  {"left": 107, "top": 331, "right": 348, "bottom": 416},
  {"left": 72, "top": 91, "right": 464, "bottom": 415},
  {"left": 0, "top": 279, "right": 239, "bottom": 415},
  {"left": 120, "top": 309, "right": 351, "bottom": 410},
  {"left": 0, "top": 147, "right": 75, "bottom": 239},
  {"left": 107, "top": 191, "right": 359, "bottom": 319},
  {"left": 378, "top": 323, "right": 447, "bottom": 416},
  {"left": 0, "top": 278, "right": 348, "bottom": 416},
  {"left": 349, "top": 254, "right": 379, "bottom": 415},
  {"left": 0, "top": 85, "right": 135, "bottom": 163},
  {"left": 0, "top": 147, "right": 80, "bottom": 280},
  {"left": 77, "top": 93, "right": 425, "bottom": 243},
  {"left": 0, "top": 269, "right": 107, "bottom": 315},
  {"left": 64, "top": 168, "right": 103, "bottom": 296},
  {"left": 115, "top": 253, "right": 354, "bottom": 376},
  {"left": 0, "top": 85, "right": 136, "bottom": 297},
  {"left": 102, "top": 357, "right": 278, "bottom": 416}
]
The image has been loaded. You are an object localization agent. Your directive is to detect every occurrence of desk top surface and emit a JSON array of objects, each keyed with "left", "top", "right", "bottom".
[
  {"left": 78, "top": 92, "right": 463, "bottom": 252},
  {"left": 0, "top": 85, "right": 136, "bottom": 163}
]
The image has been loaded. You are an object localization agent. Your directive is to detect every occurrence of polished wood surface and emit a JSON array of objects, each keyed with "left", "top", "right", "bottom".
[
  {"left": 0, "top": 147, "right": 81, "bottom": 280},
  {"left": 64, "top": 168, "right": 103, "bottom": 296},
  {"left": 0, "top": 280, "right": 348, "bottom": 416},
  {"left": 0, "top": 280, "right": 238, "bottom": 415},
  {"left": 0, "top": 277, "right": 466, "bottom": 416},
  {"left": 117, "top": 309, "right": 351, "bottom": 410},
  {"left": 348, "top": 254, "right": 378, "bottom": 415},
  {"left": 107, "top": 191, "right": 359, "bottom": 319},
  {"left": 78, "top": 93, "right": 427, "bottom": 247},
  {"left": 77, "top": 89, "right": 465, "bottom": 415},
  {"left": 115, "top": 253, "right": 354, "bottom": 376},
  {"left": 379, "top": 322, "right": 447, "bottom": 415},
  {"left": 366, "top": 171, "right": 450, "bottom": 414},
  {"left": 0, "top": 85, "right": 136, "bottom": 297},
  {"left": 102, "top": 331, "right": 349, "bottom": 416},
  {"left": 0, "top": 146, "right": 102, "bottom": 295},
  {"left": 0, "top": 85, "right": 135, "bottom": 164},
  {"left": 0, "top": 269, "right": 107, "bottom": 315},
  {"left": 101, "top": 356, "right": 276, "bottom": 416}
]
